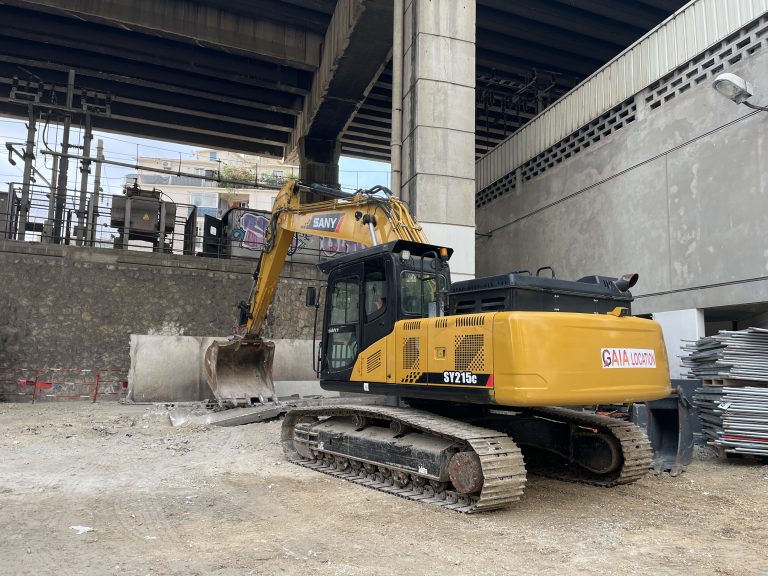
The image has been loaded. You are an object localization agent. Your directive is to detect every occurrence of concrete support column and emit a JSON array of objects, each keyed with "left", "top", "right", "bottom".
[
  {"left": 653, "top": 309, "right": 705, "bottom": 379},
  {"left": 298, "top": 136, "right": 341, "bottom": 187},
  {"left": 399, "top": 0, "right": 476, "bottom": 280}
]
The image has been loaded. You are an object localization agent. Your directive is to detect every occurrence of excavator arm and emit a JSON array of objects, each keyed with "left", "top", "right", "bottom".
[
  {"left": 244, "top": 180, "right": 425, "bottom": 337},
  {"left": 205, "top": 179, "right": 426, "bottom": 406}
]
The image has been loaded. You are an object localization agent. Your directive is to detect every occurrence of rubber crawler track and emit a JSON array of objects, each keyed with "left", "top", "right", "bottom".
[
  {"left": 521, "top": 407, "right": 653, "bottom": 486},
  {"left": 281, "top": 405, "right": 526, "bottom": 513}
]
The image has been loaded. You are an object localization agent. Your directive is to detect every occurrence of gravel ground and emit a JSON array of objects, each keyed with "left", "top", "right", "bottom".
[{"left": 1, "top": 402, "right": 767, "bottom": 576}]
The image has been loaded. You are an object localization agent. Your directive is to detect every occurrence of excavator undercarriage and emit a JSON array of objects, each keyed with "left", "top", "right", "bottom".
[
  {"left": 281, "top": 403, "right": 652, "bottom": 513},
  {"left": 282, "top": 405, "right": 526, "bottom": 513}
]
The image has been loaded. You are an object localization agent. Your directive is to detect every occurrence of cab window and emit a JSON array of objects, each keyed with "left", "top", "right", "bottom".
[
  {"left": 329, "top": 276, "right": 360, "bottom": 325},
  {"left": 364, "top": 260, "right": 387, "bottom": 319},
  {"left": 401, "top": 270, "right": 447, "bottom": 316}
]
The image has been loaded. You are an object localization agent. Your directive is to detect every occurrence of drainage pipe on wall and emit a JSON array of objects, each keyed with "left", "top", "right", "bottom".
[{"left": 390, "top": 0, "right": 403, "bottom": 201}]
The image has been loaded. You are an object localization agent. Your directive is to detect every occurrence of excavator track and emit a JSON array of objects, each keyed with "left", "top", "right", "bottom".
[
  {"left": 519, "top": 407, "right": 652, "bottom": 487},
  {"left": 282, "top": 405, "right": 526, "bottom": 513}
]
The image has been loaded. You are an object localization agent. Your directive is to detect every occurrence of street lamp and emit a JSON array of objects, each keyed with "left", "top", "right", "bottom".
[{"left": 712, "top": 72, "right": 768, "bottom": 111}]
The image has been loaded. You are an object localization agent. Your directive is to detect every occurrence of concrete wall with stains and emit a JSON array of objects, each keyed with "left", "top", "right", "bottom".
[
  {"left": 476, "top": 47, "right": 768, "bottom": 316},
  {"left": 0, "top": 240, "right": 323, "bottom": 378}
]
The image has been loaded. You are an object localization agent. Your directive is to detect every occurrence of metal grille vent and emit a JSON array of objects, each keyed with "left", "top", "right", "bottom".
[
  {"left": 456, "top": 315, "right": 485, "bottom": 327},
  {"left": 477, "top": 16, "right": 768, "bottom": 211},
  {"left": 643, "top": 16, "right": 768, "bottom": 114},
  {"left": 366, "top": 350, "right": 382, "bottom": 373},
  {"left": 403, "top": 337, "right": 420, "bottom": 370},
  {"left": 455, "top": 334, "right": 485, "bottom": 372},
  {"left": 403, "top": 320, "right": 422, "bottom": 331},
  {"left": 435, "top": 318, "right": 448, "bottom": 328},
  {"left": 477, "top": 98, "right": 636, "bottom": 208}
]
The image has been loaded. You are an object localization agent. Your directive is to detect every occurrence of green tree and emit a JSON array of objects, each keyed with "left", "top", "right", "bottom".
[{"left": 219, "top": 164, "right": 257, "bottom": 189}]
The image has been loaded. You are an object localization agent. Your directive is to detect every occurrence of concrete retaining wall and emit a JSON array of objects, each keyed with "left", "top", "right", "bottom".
[
  {"left": 0, "top": 241, "right": 322, "bottom": 382},
  {"left": 127, "top": 335, "right": 319, "bottom": 402}
]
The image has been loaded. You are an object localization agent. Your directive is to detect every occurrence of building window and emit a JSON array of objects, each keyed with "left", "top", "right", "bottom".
[
  {"left": 190, "top": 192, "right": 218, "bottom": 208},
  {"left": 209, "top": 151, "right": 217, "bottom": 161},
  {"left": 195, "top": 168, "right": 205, "bottom": 176}
]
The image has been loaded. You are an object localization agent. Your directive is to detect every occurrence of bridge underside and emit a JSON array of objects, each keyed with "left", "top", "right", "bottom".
[{"left": 0, "top": 0, "right": 686, "bottom": 161}]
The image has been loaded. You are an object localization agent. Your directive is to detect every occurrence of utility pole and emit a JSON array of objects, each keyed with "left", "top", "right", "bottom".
[
  {"left": 75, "top": 113, "right": 93, "bottom": 246},
  {"left": 44, "top": 153, "right": 59, "bottom": 243},
  {"left": 17, "top": 103, "right": 36, "bottom": 240},
  {"left": 86, "top": 139, "right": 104, "bottom": 246},
  {"left": 53, "top": 69, "right": 75, "bottom": 244}
]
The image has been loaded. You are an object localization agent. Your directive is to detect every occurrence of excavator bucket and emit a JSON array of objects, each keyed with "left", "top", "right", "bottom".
[{"left": 203, "top": 338, "right": 277, "bottom": 407}]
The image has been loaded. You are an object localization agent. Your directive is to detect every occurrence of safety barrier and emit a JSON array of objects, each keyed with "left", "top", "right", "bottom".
[{"left": 0, "top": 365, "right": 128, "bottom": 403}]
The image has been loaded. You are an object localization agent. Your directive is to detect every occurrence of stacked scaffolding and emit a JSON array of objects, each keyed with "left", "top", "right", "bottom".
[
  {"left": 686, "top": 328, "right": 768, "bottom": 457},
  {"left": 682, "top": 328, "right": 768, "bottom": 381}
]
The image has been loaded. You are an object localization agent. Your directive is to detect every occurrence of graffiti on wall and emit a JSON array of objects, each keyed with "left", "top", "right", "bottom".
[{"left": 227, "top": 209, "right": 364, "bottom": 261}]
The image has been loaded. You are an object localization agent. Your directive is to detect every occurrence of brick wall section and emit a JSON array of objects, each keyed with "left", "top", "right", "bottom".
[{"left": 0, "top": 241, "right": 322, "bottom": 378}]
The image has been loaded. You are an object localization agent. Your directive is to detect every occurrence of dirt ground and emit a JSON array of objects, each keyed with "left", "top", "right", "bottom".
[{"left": 1, "top": 402, "right": 767, "bottom": 576}]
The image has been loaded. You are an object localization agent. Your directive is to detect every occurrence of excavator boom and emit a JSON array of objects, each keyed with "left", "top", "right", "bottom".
[{"left": 205, "top": 180, "right": 425, "bottom": 406}]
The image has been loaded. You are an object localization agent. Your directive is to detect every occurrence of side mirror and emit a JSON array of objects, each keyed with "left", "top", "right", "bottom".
[{"left": 306, "top": 286, "right": 318, "bottom": 307}]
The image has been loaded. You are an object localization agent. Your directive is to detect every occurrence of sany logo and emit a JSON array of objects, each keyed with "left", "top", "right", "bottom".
[
  {"left": 305, "top": 213, "right": 345, "bottom": 232},
  {"left": 601, "top": 348, "right": 657, "bottom": 369}
]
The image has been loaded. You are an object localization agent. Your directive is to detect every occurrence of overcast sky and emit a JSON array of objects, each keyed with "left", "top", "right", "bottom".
[{"left": 0, "top": 116, "right": 391, "bottom": 198}]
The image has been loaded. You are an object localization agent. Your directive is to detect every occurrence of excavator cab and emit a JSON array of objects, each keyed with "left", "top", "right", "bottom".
[{"left": 315, "top": 241, "right": 452, "bottom": 382}]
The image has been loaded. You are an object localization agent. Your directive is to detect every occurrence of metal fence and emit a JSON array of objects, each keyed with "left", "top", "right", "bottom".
[
  {"left": 1, "top": 181, "right": 198, "bottom": 254},
  {"left": 0, "top": 182, "right": 369, "bottom": 265}
]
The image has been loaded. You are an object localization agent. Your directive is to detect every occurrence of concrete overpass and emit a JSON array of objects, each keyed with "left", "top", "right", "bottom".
[
  {"left": 0, "top": 0, "right": 687, "bottom": 278},
  {"left": 0, "top": 0, "right": 686, "bottom": 163}
]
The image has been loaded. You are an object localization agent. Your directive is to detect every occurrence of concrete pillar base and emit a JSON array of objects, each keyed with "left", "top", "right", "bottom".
[
  {"left": 298, "top": 136, "right": 341, "bottom": 187},
  {"left": 421, "top": 222, "right": 476, "bottom": 281}
]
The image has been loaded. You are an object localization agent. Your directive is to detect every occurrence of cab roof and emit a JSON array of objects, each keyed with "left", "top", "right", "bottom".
[{"left": 317, "top": 240, "right": 453, "bottom": 274}]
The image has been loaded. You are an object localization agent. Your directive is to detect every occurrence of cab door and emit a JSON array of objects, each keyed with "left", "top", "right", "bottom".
[
  {"left": 361, "top": 257, "right": 395, "bottom": 351},
  {"left": 322, "top": 264, "right": 362, "bottom": 381}
]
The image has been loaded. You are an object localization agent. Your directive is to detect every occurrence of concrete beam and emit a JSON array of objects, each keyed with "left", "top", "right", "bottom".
[
  {"left": 0, "top": 5, "right": 313, "bottom": 94},
  {"left": 3, "top": 0, "right": 323, "bottom": 70},
  {"left": 0, "top": 53, "right": 303, "bottom": 116},
  {"left": 479, "top": 0, "right": 645, "bottom": 46},
  {"left": 298, "top": 136, "right": 341, "bottom": 186},
  {"left": 286, "top": 0, "right": 393, "bottom": 171}
]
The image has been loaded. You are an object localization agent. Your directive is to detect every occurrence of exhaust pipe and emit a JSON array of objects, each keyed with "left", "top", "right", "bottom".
[{"left": 613, "top": 273, "right": 639, "bottom": 293}]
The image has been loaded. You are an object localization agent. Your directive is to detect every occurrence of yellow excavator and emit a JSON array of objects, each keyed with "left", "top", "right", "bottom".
[{"left": 206, "top": 179, "right": 670, "bottom": 513}]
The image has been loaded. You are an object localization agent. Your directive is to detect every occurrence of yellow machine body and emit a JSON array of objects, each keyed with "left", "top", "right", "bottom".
[{"left": 351, "top": 311, "right": 670, "bottom": 406}]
